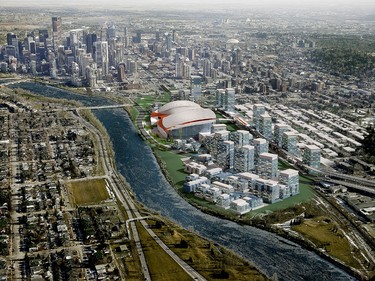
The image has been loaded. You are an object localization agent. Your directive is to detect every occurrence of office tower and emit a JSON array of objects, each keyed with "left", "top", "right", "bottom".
[
  {"left": 183, "top": 64, "right": 191, "bottom": 79},
  {"left": 172, "top": 29, "right": 177, "bottom": 42},
  {"left": 230, "top": 130, "right": 251, "bottom": 147},
  {"left": 282, "top": 131, "right": 298, "bottom": 156},
  {"left": 207, "top": 130, "right": 229, "bottom": 159},
  {"left": 29, "top": 41, "right": 36, "bottom": 54},
  {"left": 107, "top": 25, "right": 116, "bottom": 41},
  {"left": 123, "top": 27, "right": 129, "bottom": 47},
  {"left": 175, "top": 56, "right": 183, "bottom": 78},
  {"left": 258, "top": 152, "right": 278, "bottom": 180},
  {"left": 94, "top": 41, "right": 109, "bottom": 77},
  {"left": 126, "top": 60, "right": 137, "bottom": 75},
  {"left": 69, "top": 30, "right": 79, "bottom": 48},
  {"left": 203, "top": 59, "right": 212, "bottom": 77},
  {"left": 77, "top": 52, "right": 93, "bottom": 79},
  {"left": 86, "top": 33, "right": 97, "bottom": 54},
  {"left": 52, "top": 16, "right": 62, "bottom": 50},
  {"left": 274, "top": 123, "right": 290, "bottom": 147},
  {"left": 234, "top": 145, "right": 255, "bottom": 173},
  {"left": 216, "top": 89, "right": 225, "bottom": 108},
  {"left": 190, "top": 75, "right": 202, "bottom": 101},
  {"left": 279, "top": 169, "right": 299, "bottom": 195},
  {"left": 225, "top": 88, "right": 235, "bottom": 112},
  {"left": 253, "top": 104, "right": 266, "bottom": 131},
  {"left": 259, "top": 113, "right": 273, "bottom": 140},
  {"left": 303, "top": 145, "right": 321, "bottom": 171},
  {"left": 85, "top": 65, "right": 97, "bottom": 87},
  {"left": 215, "top": 88, "right": 235, "bottom": 112},
  {"left": 7, "top": 33, "right": 17, "bottom": 46},
  {"left": 217, "top": 141, "right": 234, "bottom": 170},
  {"left": 253, "top": 138, "right": 268, "bottom": 164},
  {"left": 7, "top": 33, "right": 19, "bottom": 58},
  {"left": 176, "top": 56, "right": 191, "bottom": 79},
  {"left": 188, "top": 48, "right": 195, "bottom": 61},
  {"left": 222, "top": 60, "right": 231, "bottom": 74},
  {"left": 117, "top": 63, "right": 126, "bottom": 82},
  {"left": 155, "top": 31, "right": 160, "bottom": 41},
  {"left": 38, "top": 29, "right": 49, "bottom": 46},
  {"left": 165, "top": 34, "right": 173, "bottom": 51},
  {"left": 133, "top": 31, "right": 141, "bottom": 43},
  {"left": 232, "top": 48, "right": 242, "bottom": 65}
]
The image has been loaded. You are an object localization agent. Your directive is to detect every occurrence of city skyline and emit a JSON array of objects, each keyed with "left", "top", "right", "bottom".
[{"left": 0, "top": 4, "right": 374, "bottom": 281}]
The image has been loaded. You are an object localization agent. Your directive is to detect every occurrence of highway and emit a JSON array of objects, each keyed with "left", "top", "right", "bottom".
[{"left": 321, "top": 179, "right": 375, "bottom": 196}]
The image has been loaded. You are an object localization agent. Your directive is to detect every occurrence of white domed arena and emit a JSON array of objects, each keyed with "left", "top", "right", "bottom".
[{"left": 151, "top": 101, "right": 216, "bottom": 139}]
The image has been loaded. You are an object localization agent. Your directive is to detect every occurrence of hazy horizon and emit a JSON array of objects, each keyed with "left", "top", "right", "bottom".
[{"left": 3, "top": 0, "right": 375, "bottom": 10}]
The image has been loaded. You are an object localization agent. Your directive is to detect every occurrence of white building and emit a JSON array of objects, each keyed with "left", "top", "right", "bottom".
[{"left": 230, "top": 199, "right": 250, "bottom": 214}]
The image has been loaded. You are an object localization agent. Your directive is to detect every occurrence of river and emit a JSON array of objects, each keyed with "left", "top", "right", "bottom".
[{"left": 10, "top": 82, "right": 356, "bottom": 281}]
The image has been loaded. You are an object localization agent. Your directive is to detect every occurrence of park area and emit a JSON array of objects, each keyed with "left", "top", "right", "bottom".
[
  {"left": 153, "top": 147, "right": 316, "bottom": 215},
  {"left": 67, "top": 178, "right": 109, "bottom": 205}
]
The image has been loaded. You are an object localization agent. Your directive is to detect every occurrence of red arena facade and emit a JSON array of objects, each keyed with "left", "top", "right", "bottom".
[{"left": 151, "top": 101, "right": 216, "bottom": 139}]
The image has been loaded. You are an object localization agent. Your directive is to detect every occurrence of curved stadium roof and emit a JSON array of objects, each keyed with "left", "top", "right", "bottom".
[
  {"left": 162, "top": 107, "right": 216, "bottom": 130},
  {"left": 157, "top": 100, "right": 200, "bottom": 115},
  {"left": 152, "top": 101, "right": 216, "bottom": 137}
]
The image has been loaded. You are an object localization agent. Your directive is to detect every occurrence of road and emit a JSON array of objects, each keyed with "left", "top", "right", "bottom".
[{"left": 75, "top": 109, "right": 206, "bottom": 281}]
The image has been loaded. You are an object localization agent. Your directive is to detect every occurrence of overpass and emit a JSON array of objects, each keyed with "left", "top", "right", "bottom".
[
  {"left": 75, "top": 104, "right": 133, "bottom": 110},
  {"left": 0, "top": 79, "right": 31, "bottom": 87},
  {"left": 323, "top": 179, "right": 375, "bottom": 196}
]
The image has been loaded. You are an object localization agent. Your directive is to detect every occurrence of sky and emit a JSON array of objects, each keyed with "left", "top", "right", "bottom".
[
  {"left": 3, "top": 0, "right": 375, "bottom": 11},
  {"left": 4, "top": 0, "right": 375, "bottom": 6}
]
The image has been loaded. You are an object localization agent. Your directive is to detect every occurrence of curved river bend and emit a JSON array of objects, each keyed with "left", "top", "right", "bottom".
[{"left": 11, "top": 82, "right": 356, "bottom": 281}]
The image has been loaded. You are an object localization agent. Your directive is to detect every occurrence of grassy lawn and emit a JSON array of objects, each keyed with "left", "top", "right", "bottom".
[
  {"left": 148, "top": 219, "right": 267, "bottom": 281},
  {"left": 292, "top": 217, "right": 362, "bottom": 269},
  {"left": 137, "top": 95, "right": 157, "bottom": 110},
  {"left": 153, "top": 149, "right": 187, "bottom": 187},
  {"left": 184, "top": 193, "right": 238, "bottom": 218},
  {"left": 136, "top": 222, "right": 192, "bottom": 281},
  {"left": 128, "top": 107, "right": 139, "bottom": 122},
  {"left": 226, "top": 123, "right": 239, "bottom": 132},
  {"left": 278, "top": 159, "right": 294, "bottom": 169},
  {"left": 215, "top": 112, "right": 225, "bottom": 119},
  {"left": 68, "top": 178, "right": 109, "bottom": 205},
  {"left": 137, "top": 92, "right": 171, "bottom": 110},
  {"left": 154, "top": 147, "right": 316, "bottom": 216},
  {"left": 249, "top": 176, "right": 315, "bottom": 215}
]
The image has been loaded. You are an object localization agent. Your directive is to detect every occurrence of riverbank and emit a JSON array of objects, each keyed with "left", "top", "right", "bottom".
[
  {"left": 6, "top": 81, "right": 358, "bottom": 281},
  {"left": 150, "top": 145, "right": 367, "bottom": 280},
  {"left": 129, "top": 104, "right": 369, "bottom": 280}
]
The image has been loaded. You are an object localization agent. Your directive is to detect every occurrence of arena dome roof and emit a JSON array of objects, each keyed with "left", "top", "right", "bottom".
[
  {"left": 151, "top": 101, "right": 216, "bottom": 139},
  {"left": 226, "top": 39, "right": 240, "bottom": 44},
  {"left": 157, "top": 100, "right": 201, "bottom": 115}
]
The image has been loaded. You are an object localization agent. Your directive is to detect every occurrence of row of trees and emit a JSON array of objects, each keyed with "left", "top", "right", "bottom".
[
  {"left": 310, "top": 48, "right": 375, "bottom": 77},
  {"left": 359, "top": 126, "right": 375, "bottom": 164}
]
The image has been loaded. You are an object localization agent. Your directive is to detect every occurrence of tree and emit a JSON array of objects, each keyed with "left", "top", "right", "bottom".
[{"left": 360, "top": 126, "right": 375, "bottom": 159}]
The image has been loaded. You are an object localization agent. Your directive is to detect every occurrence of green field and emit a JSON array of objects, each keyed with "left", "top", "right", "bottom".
[
  {"left": 68, "top": 178, "right": 109, "bottom": 205},
  {"left": 153, "top": 149, "right": 187, "bottom": 187},
  {"left": 137, "top": 222, "right": 192, "bottom": 281},
  {"left": 225, "top": 123, "right": 239, "bottom": 132},
  {"left": 293, "top": 217, "right": 363, "bottom": 269},
  {"left": 147, "top": 219, "right": 268, "bottom": 281},
  {"left": 137, "top": 92, "right": 171, "bottom": 110},
  {"left": 278, "top": 159, "right": 294, "bottom": 169},
  {"left": 137, "top": 95, "right": 157, "bottom": 109},
  {"left": 154, "top": 147, "right": 316, "bottom": 216},
  {"left": 249, "top": 176, "right": 316, "bottom": 215}
]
